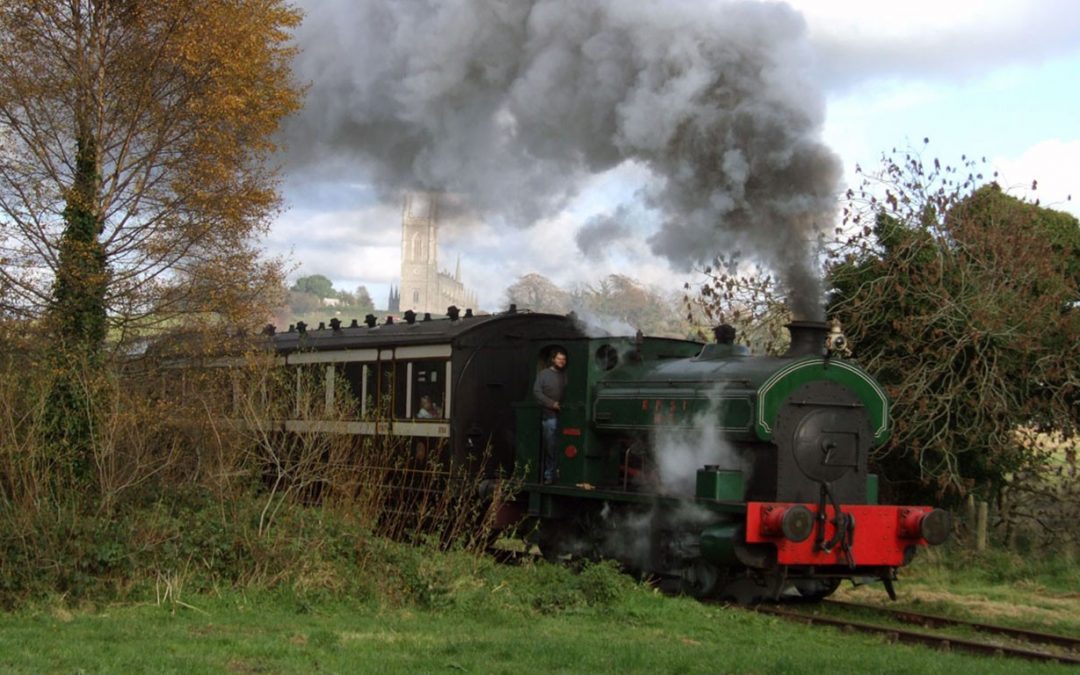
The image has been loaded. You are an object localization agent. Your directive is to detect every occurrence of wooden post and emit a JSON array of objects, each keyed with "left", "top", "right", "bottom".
[
  {"left": 965, "top": 494, "right": 976, "bottom": 542},
  {"left": 976, "top": 501, "right": 989, "bottom": 552}
]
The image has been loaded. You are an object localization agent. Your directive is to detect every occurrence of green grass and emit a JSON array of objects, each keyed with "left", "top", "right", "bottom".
[
  {"left": 0, "top": 566, "right": 1073, "bottom": 674},
  {"left": 834, "top": 545, "right": 1080, "bottom": 638}
]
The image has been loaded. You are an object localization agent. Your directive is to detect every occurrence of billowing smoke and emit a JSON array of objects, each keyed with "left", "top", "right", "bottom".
[
  {"left": 567, "top": 308, "right": 634, "bottom": 339},
  {"left": 287, "top": 0, "right": 840, "bottom": 318},
  {"left": 575, "top": 206, "right": 633, "bottom": 260}
]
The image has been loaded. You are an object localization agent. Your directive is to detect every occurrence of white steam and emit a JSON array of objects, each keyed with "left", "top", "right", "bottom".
[
  {"left": 652, "top": 383, "right": 746, "bottom": 496},
  {"left": 287, "top": 0, "right": 840, "bottom": 318}
]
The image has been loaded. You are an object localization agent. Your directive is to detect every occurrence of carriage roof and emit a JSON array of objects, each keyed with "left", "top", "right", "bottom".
[{"left": 271, "top": 311, "right": 586, "bottom": 354}]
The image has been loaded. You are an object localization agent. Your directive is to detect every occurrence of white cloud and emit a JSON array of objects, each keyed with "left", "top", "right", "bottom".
[
  {"left": 785, "top": 0, "right": 1080, "bottom": 88},
  {"left": 270, "top": 201, "right": 403, "bottom": 288},
  {"left": 993, "top": 139, "right": 1080, "bottom": 217}
]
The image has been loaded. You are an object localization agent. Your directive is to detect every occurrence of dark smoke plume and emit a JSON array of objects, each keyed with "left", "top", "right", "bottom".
[
  {"left": 286, "top": 0, "right": 840, "bottom": 318},
  {"left": 575, "top": 205, "right": 633, "bottom": 260}
]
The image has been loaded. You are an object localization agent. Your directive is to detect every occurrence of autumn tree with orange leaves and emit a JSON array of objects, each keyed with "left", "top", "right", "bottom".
[
  {"left": 0, "top": 0, "right": 303, "bottom": 357},
  {"left": 0, "top": 0, "right": 303, "bottom": 479}
]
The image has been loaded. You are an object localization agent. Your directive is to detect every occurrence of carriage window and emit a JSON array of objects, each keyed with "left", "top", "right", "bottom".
[
  {"left": 296, "top": 364, "right": 326, "bottom": 418},
  {"left": 411, "top": 359, "right": 445, "bottom": 419},
  {"left": 337, "top": 362, "right": 366, "bottom": 418},
  {"left": 262, "top": 365, "right": 294, "bottom": 419},
  {"left": 203, "top": 367, "right": 237, "bottom": 415},
  {"left": 378, "top": 360, "right": 399, "bottom": 419},
  {"left": 394, "top": 362, "right": 409, "bottom": 419}
]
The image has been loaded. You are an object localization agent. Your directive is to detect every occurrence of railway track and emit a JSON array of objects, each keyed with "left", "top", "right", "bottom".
[{"left": 748, "top": 601, "right": 1080, "bottom": 665}]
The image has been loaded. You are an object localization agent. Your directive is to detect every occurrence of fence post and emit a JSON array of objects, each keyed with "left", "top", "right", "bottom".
[
  {"left": 965, "top": 494, "right": 976, "bottom": 540},
  {"left": 976, "top": 500, "right": 989, "bottom": 551}
]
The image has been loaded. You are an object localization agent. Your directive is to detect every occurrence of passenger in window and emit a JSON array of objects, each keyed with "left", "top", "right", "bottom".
[{"left": 417, "top": 395, "right": 441, "bottom": 419}]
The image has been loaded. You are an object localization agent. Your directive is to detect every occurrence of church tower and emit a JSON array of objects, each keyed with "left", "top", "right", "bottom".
[
  {"left": 397, "top": 192, "right": 479, "bottom": 315},
  {"left": 399, "top": 192, "right": 440, "bottom": 313}
]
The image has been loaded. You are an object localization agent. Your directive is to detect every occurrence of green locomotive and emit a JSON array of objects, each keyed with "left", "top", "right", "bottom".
[{"left": 511, "top": 319, "right": 947, "bottom": 600}]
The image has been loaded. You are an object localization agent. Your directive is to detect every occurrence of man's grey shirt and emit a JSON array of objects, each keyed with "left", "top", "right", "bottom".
[{"left": 533, "top": 367, "right": 566, "bottom": 420}]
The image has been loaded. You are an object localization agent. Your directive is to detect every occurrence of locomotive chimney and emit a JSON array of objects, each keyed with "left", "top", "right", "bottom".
[{"left": 784, "top": 320, "right": 828, "bottom": 358}]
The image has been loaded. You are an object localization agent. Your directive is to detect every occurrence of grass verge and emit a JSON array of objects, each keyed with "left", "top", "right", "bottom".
[
  {"left": 0, "top": 556, "right": 1075, "bottom": 674},
  {"left": 834, "top": 544, "right": 1080, "bottom": 637}
]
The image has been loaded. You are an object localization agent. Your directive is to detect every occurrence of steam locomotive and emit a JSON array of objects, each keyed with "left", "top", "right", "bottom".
[{"left": 265, "top": 307, "right": 949, "bottom": 601}]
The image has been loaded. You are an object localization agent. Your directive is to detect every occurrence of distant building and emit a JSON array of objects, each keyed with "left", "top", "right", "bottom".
[{"left": 394, "top": 192, "right": 477, "bottom": 315}]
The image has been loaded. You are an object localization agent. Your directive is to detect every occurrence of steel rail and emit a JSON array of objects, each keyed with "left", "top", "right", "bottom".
[
  {"left": 749, "top": 604, "right": 1080, "bottom": 665},
  {"left": 822, "top": 599, "right": 1080, "bottom": 651}
]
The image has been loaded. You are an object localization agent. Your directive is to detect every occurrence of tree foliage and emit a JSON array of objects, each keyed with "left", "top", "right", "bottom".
[
  {"left": 505, "top": 273, "right": 573, "bottom": 315},
  {"left": 279, "top": 278, "right": 376, "bottom": 328},
  {"left": 827, "top": 148, "right": 1079, "bottom": 502},
  {"left": 0, "top": 0, "right": 303, "bottom": 355},
  {"left": 506, "top": 272, "right": 688, "bottom": 337},
  {"left": 291, "top": 274, "right": 335, "bottom": 299},
  {"left": 353, "top": 285, "right": 374, "bottom": 313},
  {"left": 578, "top": 274, "right": 687, "bottom": 338},
  {"left": 683, "top": 252, "right": 795, "bottom": 355}
]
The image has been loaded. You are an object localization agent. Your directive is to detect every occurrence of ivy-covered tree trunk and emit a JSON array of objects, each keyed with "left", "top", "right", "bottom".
[
  {"left": 52, "top": 133, "right": 108, "bottom": 359},
  {"left": 46, "top": 128, "right": 108, "bottom": 484}
]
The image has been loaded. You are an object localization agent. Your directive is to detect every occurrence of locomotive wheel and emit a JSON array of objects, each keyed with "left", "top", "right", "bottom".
[
  {"left": 679, "top": 559, "right": 721, "bottom": 598},
  {"left": 792, "top": 578, "right": 841, "bottom": 601},
  {"left": 534, "top": 521, "right": 570, "bottom": 561},
  {"left": 716, "top": 575, "right": 786, "bottom": 604}
]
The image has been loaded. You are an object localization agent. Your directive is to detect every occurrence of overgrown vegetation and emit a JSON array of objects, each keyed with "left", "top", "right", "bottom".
[{"left": 0, "top": 325, "right": 514, "bottom": 609}]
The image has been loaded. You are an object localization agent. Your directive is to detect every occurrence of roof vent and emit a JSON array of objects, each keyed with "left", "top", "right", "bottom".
[
  {"left": 329, "top": 318, "right": 341, "bottom": 331},
  {"left": 296, "top": 321, "right": 307, "bottom": 334},
  {"left": 404, "top": 310, "right": 417, "bottom": 324},
  {"left": 447, "top": 305, "right": 460, "bottom": 321},
  {"left": 262, "top": 324, "right": 276, "bottom": 336},
  {"left": 422, "top": 312, "right": 432, "bottom": 322},
  {"left": 464, "top": 308, "right": 473, "bottom": 319},
  {"left": 364, "top": 314, "right": 377, "bottom": 328},
  {"left": 349, "top": 318, "right": 359, "bottom": 328}
]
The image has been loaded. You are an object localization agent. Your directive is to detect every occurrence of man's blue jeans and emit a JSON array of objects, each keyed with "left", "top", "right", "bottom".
[{"left": 541, "top": 416, "right": 558, "bottom": 482}]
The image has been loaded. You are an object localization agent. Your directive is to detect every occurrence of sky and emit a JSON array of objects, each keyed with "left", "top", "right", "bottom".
[{"left": 269, "top": 0, "right": 1080, "bottom": 314}]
